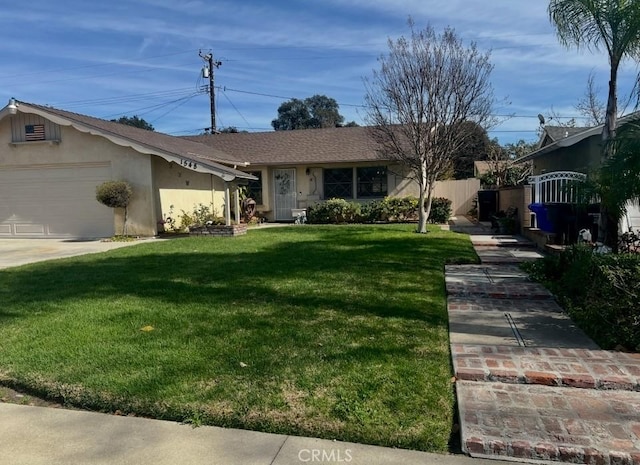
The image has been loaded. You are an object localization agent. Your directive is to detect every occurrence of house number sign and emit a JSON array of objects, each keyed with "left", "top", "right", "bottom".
[{"left": 179, "top": 159, "right": 198, "bottom": 170}]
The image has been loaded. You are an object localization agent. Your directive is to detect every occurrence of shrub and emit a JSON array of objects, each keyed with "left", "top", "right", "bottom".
[
  {"left": 96, "top": 180, "right": 132, "bottom": 235},
  {"left": 383, "top": 196, "right": 418, "bottom": 222},
  {"left": 307, "top": 198, "right": 360, "bottom": 224},
  {"left": 427, "top": 197, "right": 452, "bottom": 224},
  {"left": 96, "top": 180, "right": 132, "bottom": 209},
  {"left": 358, "top": 200, "right": 384, "bottom": 223},
  {"left": 524, "top": 245, "right": 640, "bottom": 351},
  {"left": 165, "top": 203, "right": 220, "bottom": 232},
  {"left": 307, "top": 196, "right": 435, "bottom": 224}
]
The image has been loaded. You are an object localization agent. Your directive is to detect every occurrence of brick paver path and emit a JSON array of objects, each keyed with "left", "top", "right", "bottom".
[
  {"left": 458, "top": 381, "right": 640, "bottom": 464},
  {"left": 445, "top": 264, "right": 554, "bottom": 299},
  {"left": 447, "top": 228, "right": 640, "bottom": 464},
  {"left": 452, "top": 344, "right": 640, "bottom": 391}
]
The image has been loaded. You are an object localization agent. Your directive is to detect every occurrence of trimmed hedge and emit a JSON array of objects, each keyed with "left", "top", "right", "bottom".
[
  {"left": 523, "top": 245, "right": 640, "bottom": 351},
  {"left": 306, "top": 196, "right": 452, "bottom": 225}
]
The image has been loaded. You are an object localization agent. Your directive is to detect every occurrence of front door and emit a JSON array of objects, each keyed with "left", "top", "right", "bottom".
[{"left": 274, "top": 169, "right": 297, "bottom": 221}]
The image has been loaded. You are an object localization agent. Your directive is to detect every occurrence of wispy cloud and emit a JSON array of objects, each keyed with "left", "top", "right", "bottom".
[{"left": 1, "top": 0, "right": 636, "bottom": 143}]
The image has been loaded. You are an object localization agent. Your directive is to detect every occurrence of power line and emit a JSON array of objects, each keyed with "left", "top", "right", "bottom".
[
  {"left": 221, "top": 90, "right": 252, "bottom": 129},
  {"left": 100, "top": 92, "right": 202, "bottom": 120},
  {"left": 51, "top": 87, "right": 198, "bottom": 108}
]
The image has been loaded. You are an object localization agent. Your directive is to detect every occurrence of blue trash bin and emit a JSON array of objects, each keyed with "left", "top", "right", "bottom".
[{"left": 528, "top": 203, "right": 553, "bottom": 232}]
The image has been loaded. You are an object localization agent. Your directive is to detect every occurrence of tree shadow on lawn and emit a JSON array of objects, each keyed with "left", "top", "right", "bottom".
[
  {"left": 0, "top": 227, "right": 475, "bottom": 450},
  {"left": 0, "top": 230, "right": 475, "bottom": 325}
]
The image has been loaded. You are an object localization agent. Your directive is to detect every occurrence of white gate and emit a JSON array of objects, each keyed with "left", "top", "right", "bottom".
[
  {"left": 274, "top": 169, "right": 297, "bottom": 221},
  {"left": 528, "top": 171, "right": 586, "bottom": 203}
]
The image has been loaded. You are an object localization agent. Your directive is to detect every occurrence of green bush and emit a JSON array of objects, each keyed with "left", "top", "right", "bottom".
[
  {"left": 307, "top": 196, "right": 450, "bottom": 225},
  {"left": 523, "top": 245, "right": 640, "bottom": 351},
  {"left": 169, "top": 203, "right": 220, "bottom": 231},
  {"left": 383, "top": 196, "right": 418, "bottom": 222},
  {"left": 359, "top": 200, "right": 385, "bottom": 223},
  {"left": 307, "top": 198, "right": 361, "bottom": 224},
  {"left": 427, "top": 197, "right": 452, "bottom": 224},
  {"left": 95, "top": 180, "right": 132, "bottom": 235},
  {"left": 95, "top": 181, "right": 132, "bottom": 209}
]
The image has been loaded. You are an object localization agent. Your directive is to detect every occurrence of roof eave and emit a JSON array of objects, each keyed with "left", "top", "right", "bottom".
[{"left": 11, "top": 102, "right": 252, "bottom": 182}]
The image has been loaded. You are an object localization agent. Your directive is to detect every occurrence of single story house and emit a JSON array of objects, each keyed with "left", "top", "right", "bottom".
[
  {"left": 0, "top": 98, "right": 476, "bottom": 238},
  {"left": 185, "top": 128, "right": 421, "bottom": 221},
  {"left": 516, "top": 117, "right": 640, "bottom": 237},
  {"left": 0, "top": 99, "right": 256, "bottom": 238}
]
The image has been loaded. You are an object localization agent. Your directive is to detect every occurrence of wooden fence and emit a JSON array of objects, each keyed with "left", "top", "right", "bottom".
[{"left": 434, "top": 178, "right": 480, "bottom": 216}]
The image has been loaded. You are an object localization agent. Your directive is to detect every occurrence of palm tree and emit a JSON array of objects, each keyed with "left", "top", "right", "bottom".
[
  {"left": 548, "top": 0, "right": 640, "bottom": 144},
  {"left": 549, "top": 0, "right": 640, "bottom": 245}
]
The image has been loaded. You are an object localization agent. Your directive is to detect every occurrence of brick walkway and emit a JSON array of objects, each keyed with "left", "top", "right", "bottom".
[
  {"left": 445, "top": 265, "right": 554, "bottom": 299},
  {"left": 458, "top": 382, "right": 640, "bottom": 464},
  {"left": 452, "top": 344, "right": 640, "bottom": 390},
  {"left": 446, "top": 220, "right": 640, "bottom": 464}
]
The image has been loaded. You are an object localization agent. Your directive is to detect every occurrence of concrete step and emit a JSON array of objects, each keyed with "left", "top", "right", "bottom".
[
  {"left": 458, "top": 381, "right": 640, "bottom": 464},
  {"left": 445, "top": 265, "right": 554, "bottom": 300},
  {"left": 470, "top": 235, "right": 538, "bottom": 248},
  {"left": 474, "top": 246, "right": 545, "bottom": 264},
  {"left": 452, "top": 344, "right": 640, "bottom": 391},
  {"left": 447, "top": 297, "right": 598, "bottom": 348}
]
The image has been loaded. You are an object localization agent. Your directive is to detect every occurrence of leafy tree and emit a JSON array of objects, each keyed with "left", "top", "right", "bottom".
[
  {"left": 481, "top": 140, "right": 535, "bottom": 188},
  {"left": 580, "top": 118, "right": 640, "bottom": 249},
  {"left": 549, "top": 0, "right": 640, "bottom": 245},
  {"left": 271, "top": 94, "right": 345, "bottom": 130},
  {"left": 448, "top": 122, "right": 492, "bottom": 180},
  {"left": 305, "top": 94, "right": 344, "bottom": 128},
  {"left": 111, "top": 115, "right": 155, "bottom": 131},
  {"left": 218, "top": 126, "right": 248, "bottom": 133},
  {"left": 96, "top": 181, "right": 133, "bottom": 236},
  {"left": 365, "top": 22, "right": 495, "bottom": 233}
]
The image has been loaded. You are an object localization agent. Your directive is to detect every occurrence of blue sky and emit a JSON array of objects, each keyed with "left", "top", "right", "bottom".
[{"left": 1, "top": 0, "right": 638, "bottom": 144}]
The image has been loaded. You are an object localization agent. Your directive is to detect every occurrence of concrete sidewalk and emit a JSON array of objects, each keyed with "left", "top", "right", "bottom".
[{"left": 0, "top": 403, "right": 509, "bottom": 465}]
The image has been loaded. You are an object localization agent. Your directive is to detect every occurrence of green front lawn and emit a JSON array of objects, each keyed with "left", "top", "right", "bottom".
[{"left": 0, "top": 225, "right": 476, "bottom": 451}]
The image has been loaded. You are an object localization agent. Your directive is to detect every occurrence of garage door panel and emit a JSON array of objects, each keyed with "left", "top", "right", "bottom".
[{"left": 0, "top": 164, "right": 114, "bottom": 238}]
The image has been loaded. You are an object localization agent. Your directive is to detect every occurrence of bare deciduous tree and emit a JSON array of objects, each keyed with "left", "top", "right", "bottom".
[
  {"left": 364, "top": 22, "right": 496, "bottom": 233},
  {"left": 575, "top": 72, "right": 606, "bottom": 126}
]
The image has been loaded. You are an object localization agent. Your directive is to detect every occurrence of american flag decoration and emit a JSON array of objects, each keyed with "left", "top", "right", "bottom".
[{"left": 25, "top": 124, "right": 45, "bottom": 141}]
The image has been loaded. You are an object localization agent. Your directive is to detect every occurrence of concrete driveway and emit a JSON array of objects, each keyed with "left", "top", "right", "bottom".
[{"left": 0, "top": 238, "right": 156, "bottom": 270}]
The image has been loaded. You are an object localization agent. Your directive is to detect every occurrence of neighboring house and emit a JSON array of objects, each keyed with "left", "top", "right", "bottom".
[
  {"left": 0, "top": 99, "right": 256, "bottom": 238},
  {"left": 186, "top": 128, "right": 422, "bottom": 221},
  {"left": 516, "top": 118, "right": 640, "bottom": 236},
  {"left": 473, "top": 160, "right": 511, "bottom": 179}
]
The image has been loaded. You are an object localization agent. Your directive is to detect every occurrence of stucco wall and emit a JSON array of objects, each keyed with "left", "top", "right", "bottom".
[
  {"left": 152, "top": 157, "right": 227, "bottom": 226},
  {"left": 1, "top": 120, "right": 157, "bottom": 236}
]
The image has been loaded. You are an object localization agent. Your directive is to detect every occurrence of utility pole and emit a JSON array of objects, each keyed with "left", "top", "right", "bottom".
[{"left": 199, "top": 50, "right": 222, "bottom": 133}]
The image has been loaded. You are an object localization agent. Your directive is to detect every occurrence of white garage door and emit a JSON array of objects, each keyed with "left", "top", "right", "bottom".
[{"left": 0, "top": 163, "right": 114, "bottom": 238}]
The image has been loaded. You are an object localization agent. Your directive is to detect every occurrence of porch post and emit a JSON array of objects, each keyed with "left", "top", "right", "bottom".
[
  {"left": 224, "top": 182, "right": 231, "bottom": 226},
  {"left": 234, "top": 185, "right": 241, "bottom": 224}
]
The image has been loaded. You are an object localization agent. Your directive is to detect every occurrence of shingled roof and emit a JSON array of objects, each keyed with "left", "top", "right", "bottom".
[
  {"left": 542, "top": 126, "right": 589, "bottom": 144},
  {"left": 8, "top": 101, "right": 255, "bottom": 181},
  {"left": 185, "top": 126, "right": 386, "bottom": 165}
]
